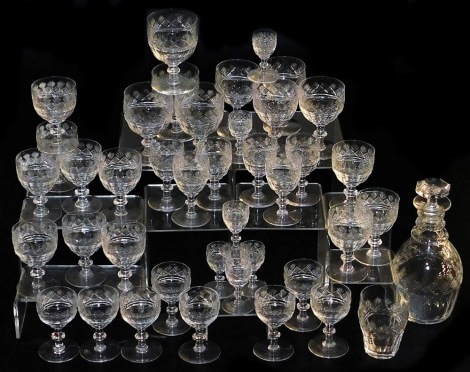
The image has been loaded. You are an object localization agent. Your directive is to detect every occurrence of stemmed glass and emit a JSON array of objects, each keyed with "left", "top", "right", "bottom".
[
  {"left": 205, "top": 241, "right": 234, "bottom": 299},
  {"left": 36, "top": 286, "right": 79, "bottom": 363},
  {"left": 61, "top": 211, "right": 107, "bottom": 288},
  {"left": 146, "top": 8, "right": 199, "bottom": 95},
  {"left": 101, "top": 220, "right": 146, "bottom": 292},
  {"left": 228, "top": 110, "right": 253, "bottom": 164},
  {"left": 222, "top": 253, "right": 254, "bottom": 315},
  {"left": 248, "top": 29, "right": 279, "bottom": 83},
  {"left": 283, "top": 258, "right": 324, "bottom": 332},
  {"left": 240, "top": 240, "right": 267, "bottom": 297},
  {"left": 253, "top": 285, "right": 296, "bottom": 362},
  {"left": 120, "top": 286, "right": 162, "bottom": 363},
  {"left": 151, "top": 261, "right": 191, "bottom": 336},
  {"left": 178, "top": 286, "right": 221, "bottom": 364},
  {"left": 12, "top": 218, "right": 58, "bottom": 300},
  {"left": 222, "top": 200, "right": 250, "bottom": 250},
  {"left": 77, "top": 285, "right": 121, "bottom": 363},
  {"left": 298, "top": 76, "right": 346, "bottom": 160},
  {"left": 308, "top": 283, "right": 352, "bottom": 358}
]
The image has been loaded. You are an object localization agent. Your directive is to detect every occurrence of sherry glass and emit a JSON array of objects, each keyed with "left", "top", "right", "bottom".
[
  {"left": 283, "top": 258, "right": 324, "bottom": 332},
  {"left": 222, "top": 200, "right": 250, "bottom": 250},
  {"left": 123, "top": 81, "right": 172, "bottom": 166},
  {"left": 178, "top": 286, "right": 221, "bottom": 364},
  {"left": 239, "top": 132, "right": 277, "bottom": 208},
  {"left": 36, "top": 286, "right": 79, "bottom": 363},
  {"left": 248, "top": 29, "right": 279, "bottom": 83},
  {"left": 15, "top": 147, "right": 61, "bottom": 221},
  {"left": 148, "top": 137, "right": 185, "bottom": 212},
  {"left": 240, "top": 240, "right": 267, "bottom": 297},
  {"left": 308, "top": 283, "right": 352, "bottom": 359},
  {"left": 77, "top": 285, "right": 121, "bottom": 363},
  {"left": 205, "top": 241, "right": 234, "bottom": 299},
  {"left": 61, "top": 211, "right": 107, "bottom": 288},
  {"left": 60, "top": 138, "right": 103, "bottom": 213},
  {"left": 298, "top": 76, "right": 345, "bottom": 160},
  {"left": 119, "top": 286, "right": 162, "bottom": 363},
  {"left": 222, "top": 254, "right": 254, "bottom": 315},
  {"left": 228, "top": 110, "right": 253, "bottom": 164},
  {"left": 171, "top": 149, "right": 211, "bottom": 228},
  {"left": 151, "top": 261, "right": 191, "bottom": 336},
  {"left": 146, "top": 8, "right": 199, "bottom": 95},
  {"left": 253, "top": 285, "right": 296, "bottom": 362},
  {"left": 98, "top": 147, "right": 142, "bottom": 221},
  {"left": 12, "top": 218, "right": 58, "bottom": 300}
]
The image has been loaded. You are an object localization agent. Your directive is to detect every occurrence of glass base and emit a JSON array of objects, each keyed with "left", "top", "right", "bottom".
[
  {"left": 253, "top": 338, "right": 294, "bottom": 362},
  {"left": 262, "top": 121, "right": 301, "bottom": 137},
  {"left": 152, "top": 312, "right": 190, "bottom": 336},
  {"left": 308, "top": 335, "right": 349, "bottom": 358},
  {"left": 287, "top": 187, "right": 321, "bottom": 207},
  {"left": 20, "top": 198, "right": 63, "bottom": 222},
  {"left": 38, "top": 339, "right": 79, "bottom": 363},
  {"left": 221, "top": 295, "right": 254, "bottom": 315},
  {"left": 204, "top": 280, "right": 234, "bottom": 299},
  {"left": 171, "top": 207, "right": 211, "bottom": 228},
  {"left": 152, "top": 73, "right": 198, "bottom": 96},
  {"left": 100, "top": 200, "right": 142, "bottom": 222},
  {"left": 157, "top": 126, "right": 193, "bottom": 142},
  {"left": 354, "top": 247, "right": 394, "bottom": 266},
  {"left": 248, "top": 69, "right": 279, "bottom": 84},
  {"left": 62, "top": 195, "right": 102, "bottom": 214},
  {"left": 196, "top": 188, "right": 232, "bottom": 212},
  {"left": 79, "top": 338, "right": 121, "bottom": 363},
  {"left": 16, "top": 275, "right": 59, "bottom": 301},
  {"left": 242, "top": 280, "right": 267, "bottom": 298},
  {"left": 263, "top": 205, "right": 301, "bottom": 226},
  {"left": 216, "top": 125, "right": 235, "bottom": 140},
  {"left": 65, "top": 265, "right": 107, "bottom": 288},
  {"left": 319, "top": 138, "right": 335, "bottom": 161},
  {"left": 178, "top": 340, "right": 221, "bottom": 364},
  {"left": 285, "top": 311, "right": 322, "bottom": 332},
  {"left": 239, "top": 187, "right": 276, "bottom": 208},
  {"left": 326, "top": 258, "right": 368, "bottom": 283},
  {"left": 51, "top": 177, "right": 76, "bottom": 193},
  {"left": 121, "top": 340, "right": 162, "bottom": 363},
  {"left": 147, "top": 193, "right": 186, "bottom": 213}
]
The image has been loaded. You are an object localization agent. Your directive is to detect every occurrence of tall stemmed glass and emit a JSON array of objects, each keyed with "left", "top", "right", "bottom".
[
  {"left": 240, "top": 240, "right": 267, "bottom": 297},
  {"left": 253, "top": 285, "right": 296, "bottom": 362},
  {"left": 248, "top": 29, "right": 279, "bottom": 83},
  {"left": 151, "top": 261, "right": 191, "bottom": 336},
  {"left": 77, "top": 285, "right": 121, "bottom": 363},
  {"left": 308, "top": 283, "right": 352, "bottom": 359},
  {"left": 205, "top": 241, "right": 234, "bottom": 299},
  {"left": 298, "top": 76, "right": 345, "bottom": 160},
  {"left": 178, "top": 286, "right": 221, "bottom": 364},
  {"left": 36, "top": 286, "right": 79, "bottom": 363},
  {"left": 222, "top": 253, "right": 254, "bottom": 315},
  {"left": 146, "top": 8, "right": 199, "bottom": 95},
  {"left": 222, "top": 200, "right": 250, "bottom": 251},
  {"left": 228, "top": 110, "right": 253, "bottom": 164}
]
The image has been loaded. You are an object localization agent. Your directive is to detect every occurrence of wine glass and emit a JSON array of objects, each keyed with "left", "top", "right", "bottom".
[
  {"left": 283, "top": 258, "right": 324, "bottom": 332},
  {"left": 222, "top": 200, "right": 250, "bottom": 250},
  {"left": 151, "top": 261, "right": 191, "bottom": 336},
  {"left": 119, "top": 286, "right": 162, "bottom": 363},
  {"left": 248, "top": 29, "right": 279, "bottom": 83},
  {"left": 146, "top": 8, "right": 199, "bottom": 95},
  {"left": 77, "top": 285, "right": 121, "bottom": 363},
  {"left": 171, "top": 149, "right": 211, "bottom": 228},
  {"left": 240, "top": 240, "right": 267, "bottom": 297},
  {"left": 285, "top": 132, "right": 321, "bottom": 207},
  {"left": 308, "top": 283, "right": 352, "bottom": 358},
  {"left": 222, "top": 254, "right": 254, "bottom": 315},
  {"left": 263, "top": 148, "right": 302, "bottom": 226},
  {"left": 36, "top": 286, "right": 79, "bottom": 363},
  {"left": 59, "top": 138, "right": 103, "bottom": 213},
  {"left": 15, "top": 147, "right": 61, "bottom": 221},
  {"left": 228, "top": 110, "right": 253, "bottom": 165},
  {"left": 101, "top": 220, "right": 146, "bottom": 292},
  {"left": 123, "top": 81, "right": 173, "bottom": 166},
  {"left": 298, "top": 76, "right": 346, "bottom": 160},
  {"left": 178, "top": 286, "right": 221, "bottom": 364},
  {"left": 12, "top": 218, "right": 58, "bottom": 300},
  {"left": 61, "top": 211, "right": 107, "bottom": 288},
  {"left": 253, "top": 285, "right": 296, "bottom": 362},
  {"left": 205, "top": 241, "right": 234, "bottom": 299},
  {"left": 239, "top": 132, "right": 277, "bottom": 208},
  {"left": 98, "top": 147, "right": 142, "bottom": 221}
]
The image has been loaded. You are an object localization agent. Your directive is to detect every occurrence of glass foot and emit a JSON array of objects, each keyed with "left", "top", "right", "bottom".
[
  {"left": 319, "top": 139, "right": 335, "bottom": 161},
  {"left": 157, "top": 126, "right": 193, "bottom": 142},
  {"left": 178, "top": 340, "right": 221, "bottom": 364},
  {"left": 196, "top": 189, "right": 232, "bottom": 212},
  {"left": 248, "top": 69, "right": 279, "bottom": 84},
  {"left": 242, "top": 280, "right": 267, "bottom": 298},
  {"left": 20, "top": 198, "right": 63, "bottom": 223},
  {"left": 152, "top": 312, "right": 190, "bottom": 336},
  {"left": 65, "top": 265, "right": 107, "bottom": 288},
  {"left": 285, "top": 311, "right": 322, "bottom": 332},
  {"left": 152, "top": 73, "right": 198, "bottom": 96},
  {"left": 62, "top": 195, "right": 102, "bottom": 214},
  {"left": 171, "top": 208, "right": 211, "bottom": 228},
  {"left": 16, "top": 275, "right": 59, "bottom": 301},
  {"left": 239, "top": 187, "right": 276, "bottom": 209},
  {"left": 204, "top": 280, "right": 234, "bottom": 299},
  {"left": 326, "top": 257, "right": 368, "bottom": 284},
  {"left": 287, "top": 188, "right": 321, "bottom": 207},
  {"left": 51, "top": 177, "right": 76, "bottom": 193},
  {"left": 263, "top": 205, "right": 301, "bottom": 226},
  {"left": 147, "top": 193, "right": 186, "bottom": 213},
  {"left": 121, "top": 340, "right": 162, "bottom": 363},
  {"left": 100, "top": 202, "right": 142, "bottom": 222},
  {"left": 79, "top": 339, "right": 121, "bottom": 363},
  {"left": 221, "top": 295, "right": 254, "bottom": 315},
  {"left": 354, "top": 247, "right": 394, "bottom": 266},
  {"left": 263, "top": 121, "right": 301, "bottom": 137},
  {"left": 308, "top": 335, "right": 349, "bottom": 358},
  {"left": 38, "top": 339, "right": 79, "bottom": 363},
  {"left": 253, "top": 339, "right": 294, "bottom": 362}
]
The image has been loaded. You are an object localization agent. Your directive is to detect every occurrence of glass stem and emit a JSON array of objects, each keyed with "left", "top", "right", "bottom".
[
  {"left": 231, "top": 232, "right": 241, "bottom": 250},
  {"left": 93, "top": 330, "right": 107, "bottom": 353},
  {"left": 75, "top": 185, "right": 90, "bottom": 210},
  {"left": 135, "top": 330, "right": 149, "bottom": 354},
  {"left": 297, "top": 298, "right": 310, "bottom": 322},
  {"left": 322, "top": 323, "right": 337, "bottom": 349},
  {"left": 79, "top": 256, "right": 93, "bottom": 277},
  {"left": 296, "top": 175, "right": 308, "bottom": 199},
  {"left": 267, "top": 325, "right": 281, "bottom": 352},
  {"left": 251, "top": 177, "right": 265, "bottom": 199},
  {"left": 276, "top": 194, "right": 289, "bottom": 217},
  {"left": 185, "top": 195, "right": 196, "bottom": 218},
  {"left": 33, "top": 195, "right": 49, "bottom": 218},
  {"left": 313, "top": 125, "right": 327, "bottom": 152},
  {"left": 193, "top": 327, "right": 207, "bottom": 353},
  {"left": 51, "top": 328, "right": 66, "bottom": 355},
  {"left": 367, "top": 235, "right": 383, "bottom": 257},
  {"left": 30, "top": 267, "right": 45, "bottom": 293},
  {"left": 167, "top": 65, "right": 181, "bottom": 86},
  {"left": 113, "top": 195, "right": 128, "bottom": 216},
  {"left": 161, "top": 181, "right": 174, "bottom": 203},
  {"left": 165, "top": 301, "right": 180, "bottom": 327},
  {"left": 209, "top": 180, "right": 221, "bottom": 201},
  {"left": 343, "top": 187, "right": 358, "bottom": 203},
  {"left": 340, "top": 250, "right": 355, "bottom": 274},
  {"left": 117, "top": 268, "right": 133, "bottom": 291}
]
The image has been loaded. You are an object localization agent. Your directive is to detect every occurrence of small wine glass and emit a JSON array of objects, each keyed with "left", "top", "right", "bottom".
[
  {"left": 151, "top": 261, "right": 191, "bottom": 336},
  {"left": 228, "top": 110, "right": 253, "bottom": 164},
  {"left": 61, "top": 211, "right": 107, "bottom": 288},
  {"left": 120, "top": 286, "right": 163, "bottom": 363},
  {"left": 77, "top": 285, "right": 121, "bottom": 363},
  {"left": 36, "top": 286, "right": 79, "bottom": 363},
  {"left": 253, "top": 285, "right": 296, "bottom": 362},
  {"left": 221, "top": 254, "right": 254, "bottom": 315},
  {"left": 205, "top": 241, "right": 234, "bottom": 299},
  {"left": 240, "top": 240, "right": 267, "bottom": 297},
  {"left": 178, "top": 286, "right": 221, "bottom": 364},
  {"left": 101, "top": 220, "right": 146, "bottom": 292},
  {"left": 248, "top": 29, "right": 279, "bottom": 83},
  {"left": 283, "top": 258, "right": 324, "bottom": 332},
  {"left": 222, "top": 200, "right": 250, "bottom": 250},
  {"left": 308, "top": 283, "right": 352, "bottom": 358}
]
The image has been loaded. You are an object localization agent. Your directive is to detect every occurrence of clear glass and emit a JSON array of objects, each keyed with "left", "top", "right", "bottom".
[
  {"left": 205, "top": 241, "right": 234, "bottom": 299},
  {"left": 222, "top": 254, "right": 254, "bottom": 315},
  {"left": 248, "top": 29, "right": 279, "bottom": 83},
  {"left": 222, "top": 200, "right": 250, "bottom": 250},
  {"left": 228, "top": 110, "right": 253, "bottom": 164},
  {"left": 240, "top": 240, "right": 266, "bottom": 297}
]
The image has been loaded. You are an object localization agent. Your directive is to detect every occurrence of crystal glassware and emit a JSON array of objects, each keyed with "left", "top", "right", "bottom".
[
  {"left": 240, "top": 240, "right": 266, "bottom": 297},
  {"left": 222, "top": 200, "right": 250, "bottom": 250},
  {"left": 248, "top": 29, "right": 279, "bottom": 83},
  {"left": 178, "top": 286, "right": 221, "bottom": 364},
  {"left": 228, "top": 110, "right": 253, "bottom": 164},
  {"left": 36, "top": 286, "right": 79, "bottom": 363},
  {"left": 205, "top": 241, "right": 234, "bottom": 299}
]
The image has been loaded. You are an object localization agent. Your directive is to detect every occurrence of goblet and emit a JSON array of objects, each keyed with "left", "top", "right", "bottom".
[
  {"left": 253, "top": 285, "right": 296, "bottom": 362},
  {"left": 15, "top": 147, "right": 61, "bottom": 221},
  {"left": 240, "top": 240, "right": 267, "bottom": 297},
  {"left": 222, "top": 254, "right": 254, "bottom": 315},
  {"left": 123, "top": 81, "right": 172, "bottom": 166},
  {"left": 228, "top": 110, "right": 253, "bottom": 164},
  {"left": 298, "top": 76, "right": 345, "bottom": 160},
  {"left": 222, "top": 200, "right": 250, "bottom": 250},
  {"left": 248, "top": 29, "right": 279, "bottom": 83},
  {"left": 60, "top": 138, "right": 103, "bottom": 213},
  {"left": 285, "top": 132, "right": 321, "bottom": 207},
  {"left": 36, "top": 286, "right": 79, "bottom": 363},
  {"left": 178, "top": 286, "right": 221, "bottom": 364},
  {"left": 120, "top": 286, "right": 162, "bottom": 363},
  {"left": 263, "top": 148, "right": 302, "bottom": 226},
  {"left": 205, "top": 241, "right": 234, "bottom": 299},
  {"left": 151, "top": 261, "right": 191, "bottom": 336},
  {"left": 146, "top": 8, "right": 199, "bottom": 95},
  {"left": 98, "top": 147, "right": 142, "bottom": 221},
  {"left": 239, "top": 132, "right": 277, "bottom": 208},
  {"left": 308, "top": 283, "right": 352, "bottom": 358},
  {"left": 12, "top": 218, "right": 58, "bottom": 300},
  {"left": 61, "top": 211, "right": 107, "bottom": 288},
  {"left": 196, "top": 136, "right": 233, "bottom": 211},
  {"left": 283, "top": 258, "right": 324, "bottom": 332},
  {"left": 77, "top": 285, "right": 121, "bottom": 363},
  {"left": 171, "top": 149, "right": 211, "bottom": 228}
]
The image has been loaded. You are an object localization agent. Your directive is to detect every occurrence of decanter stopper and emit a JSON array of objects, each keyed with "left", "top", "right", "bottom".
[{"left": 391, "top": 178, "right": 463, "bottom": 324}]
